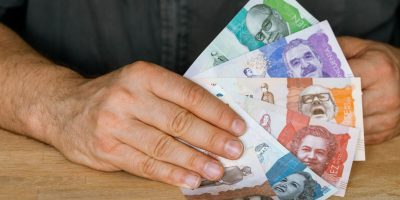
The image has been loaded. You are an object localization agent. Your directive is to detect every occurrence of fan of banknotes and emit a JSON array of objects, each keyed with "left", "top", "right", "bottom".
[{"left": 181, "top": 0, "right": 365, "bottom": 199}]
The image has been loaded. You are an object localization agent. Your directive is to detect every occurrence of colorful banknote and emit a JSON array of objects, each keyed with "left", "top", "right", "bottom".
[
  {"left": 195, "top": 78, "right": 365, "bottom": 161},
  {"left": 184, "top": 0, "right": 319, "bottom": 77},
  {"left": 194, "top": 21, "right": 354, "bottom": 79},
  {"left": 232, "top": 95, "right": 360, "bottom": 196},
  {"left": 181, "top": 85, "right": 338, "bottom": 200},
  {"left": 181, "top": 149, "right": 274, "bottom": 200}
]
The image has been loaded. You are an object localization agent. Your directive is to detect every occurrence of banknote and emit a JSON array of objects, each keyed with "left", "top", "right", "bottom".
[
  {"left": 196, "top": 77, "right": 365, "bottom": 161},
  {"left": 194, "top": 21, "right": 354, "bottom": 79},
  {"left": 231, "top": 95, "right": 360, "bottom": 196},
  {"left": 181, "top": 149, "right": 275, "bottom": 200},
  {"left": 184, "top": 0, "right": 319, "bottom": 77},
  {"left": 181, "top": 85, "right": 338, "bottom": 200}
]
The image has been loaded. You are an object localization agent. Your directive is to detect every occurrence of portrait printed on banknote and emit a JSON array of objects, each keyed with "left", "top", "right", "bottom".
[
  {"left": 279, "top": 122, "right": 352, "bottom": 184},
  {"left": 185, "top": 0, "right": 318, "bottom": 77},
  {"left": 231, "top": 95, "right": 360, "bottom": 196},
  {"left": 285, "top": 78, "right": 359, "bottom": 128},
  {"left": 193, "top": 21, "right": 354, "bottom": 79},
  {"left": 263, "top": 153, "right": 326, "bottom": 200},
  {"left": 193, "top": 77, "right": 365, "bottom": 162},
  {"left": 245, "top": 30, "right": 345, "bottom": 78},
  {"left": 205, "top": 78, "right": 363, "bottom": 130}
]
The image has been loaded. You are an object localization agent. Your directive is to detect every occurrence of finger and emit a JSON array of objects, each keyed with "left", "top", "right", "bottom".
[
  {"left": 362, "top": 89, "right": 382, "bottom": 116},
  {"left": 365, "top": 129, "right": 398, "bottom": 145},
  {"left": 346, "top": 58, "right": 378, "bottom": 89},
  {"left": 131, "top": 96, "right": 244, "bottom": 160},
  {"left": 114, "top": 121, "right": 225, "bottom": 180},
  {"left": 108, "top": 143, "right": 202, "bottom": 189},
  {"left": 362, "top": 87, "right": 400, "bottom": 117},
  {"left": 363, "top": 112, "right": 400, "bottom": 134},
  {"left": 146, "top": 65, "right": 246, "bottom": 136},
  {"left": 337, "top": 36, "right": 370, "bottom": 59}
]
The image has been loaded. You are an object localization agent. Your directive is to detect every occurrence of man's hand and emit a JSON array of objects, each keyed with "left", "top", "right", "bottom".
[
  {"left": 0, "top": 24, "right": 245, "bottom": 189},
  {"left": 338, "top": 37, "right": 400, "bottom": 144},
  {"left": 45, "top": 61, "right": 246, "bottom": 189}
]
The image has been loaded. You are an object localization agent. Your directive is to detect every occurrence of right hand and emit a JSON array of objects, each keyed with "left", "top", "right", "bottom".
[{"left": 45, "top": 61, "right": 246, "bottom": 189}]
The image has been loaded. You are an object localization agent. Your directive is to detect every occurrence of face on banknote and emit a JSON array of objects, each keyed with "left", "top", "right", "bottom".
[
  {"left": 181, "top": 85, "right": 338, "bottom": 200},
  {"left": 231, "top": 95, "right": 360, "bottom": 197},
  {"left": 195, "top": 77, "right": 365, "bottom": 161},
  {"left": 194, "top": 21, "right": 354, "bottom": 79},
  {"left": 185, "top": 0, "right": 319, "bottom": 77}
]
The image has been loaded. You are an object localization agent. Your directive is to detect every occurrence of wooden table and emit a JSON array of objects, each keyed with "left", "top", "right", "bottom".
[{"left": 1, "top": 129, "right": 399, "bottom": 200}]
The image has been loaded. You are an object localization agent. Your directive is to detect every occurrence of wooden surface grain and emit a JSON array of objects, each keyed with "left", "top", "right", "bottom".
[{"left": 1, "top": 129, "right": 399, "bottom": 200}]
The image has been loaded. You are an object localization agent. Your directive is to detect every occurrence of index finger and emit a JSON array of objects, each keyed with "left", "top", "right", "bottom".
[
  {"left": 148, "top": 65, "right": 246, "bottom": 136},
  {"left": 337, "top": 36, "right": 370, "bottom": 59}
]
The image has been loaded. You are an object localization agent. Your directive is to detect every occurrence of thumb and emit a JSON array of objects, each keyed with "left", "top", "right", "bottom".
[{"left": 337, "top": 36, "right": 370, "bottom": 59}]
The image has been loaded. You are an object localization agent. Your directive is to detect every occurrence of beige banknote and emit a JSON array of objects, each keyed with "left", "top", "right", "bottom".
[{"left": 195, "top": 77, "right": 365, "bottom": 161}]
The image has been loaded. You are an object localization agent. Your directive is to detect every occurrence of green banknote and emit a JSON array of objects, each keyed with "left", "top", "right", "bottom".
[{"left": 185, "top": 0, "right": 319, "bottom": 77}]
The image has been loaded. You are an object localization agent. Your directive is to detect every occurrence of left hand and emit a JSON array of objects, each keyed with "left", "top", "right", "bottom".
[{"left": 338, "top": 37, "right": 400, "bottom": 144}]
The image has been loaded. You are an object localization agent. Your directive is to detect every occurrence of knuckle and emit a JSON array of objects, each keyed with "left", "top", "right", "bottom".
[
  {"left": 109, "top": 85, "right": 133, "bottom": 102},
  {"left": 372, "top": 52, "right": 397, "bottom": 76},
  {"left": 381, "top": 115, "right": 398, "bottom": 130},
  {"left": 124, "top": 61, "right": 161, "bottom": 81},
  {"left": 184, "top": 84, "right": 207, "bottom": 107},
  {"left": 186, "top": 151, "right": 203, "bottom": 170},
  {"left": 368, "top": 65, "right": 382, "bottom": 77},
  {"left": 152, "top": 135, "right": 175, "bottom": 159},
  {"left": 92, "top": 136, "right": 119, "bottom": 155},
  {"left": 364, "top": 120, "right": 373, "bottom": 132},
  {"left": 205, "top": 131, "right": 223, "bottom": 151},
  {"left": 372, "top": 135, "right": 386, "bottom": 144},
  {"left": 140, "top": 157, "right": 159, "bottom": 178},
  {"left": 127, "top": 61, "right": 154, "bottom": 72},
  {"left": 380, "top": 62, "right": 397, "bottom": 76},
  {"left": 99, "top": 85, "right": 131, "bottom": 107},
  {"left": 216, "top": 104, "right": 234, "bottom": 126},
  {"left": 130, "top": 61, "right": 172, "bottom": 89},
  {"left": 381, "top": 96, "right": 400, "bottom": 110},
  {"left": 169, "top": 109, "right": 193, "bottom": 136},
  {"left": 367, "top": 138, "right": 381, "bottom": 145},
  {"left": 96, "top": 109, "right": 120, "bottom": 130},
  {"left": 168, "top": 168, "right": 186, "bottom": 185},
  {"left": 111, "top": 84, "right": 131, "bottom": 96},
  {"left": 97, "top": 85, "right": 139, "bottom": 116}
]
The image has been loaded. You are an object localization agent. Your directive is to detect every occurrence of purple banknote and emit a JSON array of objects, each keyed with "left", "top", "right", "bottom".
[{"left": 194, "top": 21, "right": 354, "bottom": 79}]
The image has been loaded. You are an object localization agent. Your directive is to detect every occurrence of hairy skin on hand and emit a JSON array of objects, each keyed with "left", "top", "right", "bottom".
[{"left": 0, "top": 23, "right": 247, "bottom": 189}]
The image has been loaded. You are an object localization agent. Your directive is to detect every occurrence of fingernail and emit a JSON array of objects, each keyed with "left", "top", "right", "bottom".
[
  {"left": 203, "top": 162, "right": 222, "bottom": 180},
  {"left": 232, "top": 119, "right": 246, "bottom": 135},
  {"left": 225, "top": 140, "right": 243, "bottom": 158},
  {"left": 183, "top": 174, "right": 200, "bottom": 189}
]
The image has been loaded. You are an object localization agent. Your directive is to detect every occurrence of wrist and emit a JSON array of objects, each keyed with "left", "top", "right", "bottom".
[
  {"left": 23, "top": 65, "right": 88, "bottom": 146},
  {"left": 0, "top": 24, "right": 87, "bottom": 146}
]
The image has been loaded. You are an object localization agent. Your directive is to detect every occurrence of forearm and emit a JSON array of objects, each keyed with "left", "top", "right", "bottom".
[
  {"left": 0, "top": 23, "right": 85, "bottom": 144},
  {"left": 0, "top": 22, "right": 248, "bottom": 187}
]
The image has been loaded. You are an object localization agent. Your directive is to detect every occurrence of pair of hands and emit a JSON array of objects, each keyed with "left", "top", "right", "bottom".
[{"left": 46, "top": 37, "right": 400, "bottom": 188}]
